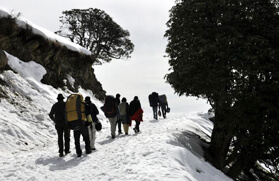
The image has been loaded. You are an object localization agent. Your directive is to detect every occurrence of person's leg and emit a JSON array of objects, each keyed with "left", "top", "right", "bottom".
[
  {"left": 123, "top": 124, "right": 128, "bottom": 134},
  {"left": 88, "top": 125, "right": 94, "bottom": 149},
  {"left": 117, "top": 118, "right": 122, "bottom": 133},
  {"left": 56, "top": 126, "right": 64, "bottom": 156},
  {"left": 64, "top": 127, "right": 70, "bottom": 154},
  {"left": 162, "top": 105, "right": 167, "bottom": 118},
  {"left": 74, "top": 130, "right": 82, "bottom": 156},
  {"left": 81, "top": 126, "right": 91, "bottom": 153},
  {"left": 135, "top": 121, "right": 140, "bottom": 132},
  {"left": 152, "top": 106, "right": 158, "bottom": 120},
  {"left": 109, "top": 117, "right": 117, "bottom": 138},
  {"left": 92, "top": 123, "right": 96, "bottom": 150}
]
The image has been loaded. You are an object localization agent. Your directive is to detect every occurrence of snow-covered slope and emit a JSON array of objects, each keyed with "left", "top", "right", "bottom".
[{"left": 0, "top": 53, "right": 232, "bottom": 180}]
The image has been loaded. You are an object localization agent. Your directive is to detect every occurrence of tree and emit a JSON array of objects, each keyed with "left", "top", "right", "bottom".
[
  {"left": 165, "top": 0, "right": 279, "bottom": 179},
  {"left": 56, "top": 8, "right": 134, "bottom": 64}
]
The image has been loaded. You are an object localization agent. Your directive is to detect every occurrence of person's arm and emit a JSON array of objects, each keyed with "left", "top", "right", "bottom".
[{"left": 49, "top": 105, "right": 55, "bottom": 122}]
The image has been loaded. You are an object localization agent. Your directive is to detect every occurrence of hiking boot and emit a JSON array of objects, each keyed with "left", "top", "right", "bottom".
[
  {"left": 77, "top": 153, "right": 82, "bottom": 157},
  {"left": 92, "top": 147, "right": 96, "bottom": 151},
  {"left": 65, "top": 151, "right": 71, "bottom": 155},
  {"left": 59, "top": 153, "right": 64, "bottom": 157},
  {"left": 86, "top": 150, "right": 92, "bottom": 154},
  {"left": 133, "top": 128, "right": 139, "bottom": 133},
  {"left": 118, "top": 132, "right": 123, "bottom": 134},
  {"left": 125, "top": 133, "right": 128, "bottom": 135},
  {"left": 112, "top": 135, "right": 115, "bottom": 139}
]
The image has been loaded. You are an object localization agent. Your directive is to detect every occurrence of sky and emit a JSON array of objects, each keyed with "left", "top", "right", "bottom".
[
  {"left": 0, "top": 49, "right": 231, "bottom": 181},
  {"left": 0, "top": 0, "right": 211, "bottom": 113}
]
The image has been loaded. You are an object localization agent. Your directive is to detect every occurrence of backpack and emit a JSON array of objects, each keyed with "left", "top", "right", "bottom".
[
  {"left": 65, "top": 94, "right": 86, "bottom": 130},
  {"left": 159, "top": 94, "right": 167, "bottom": 105},
  {"left": 148, "top": 92, "right": 159, "bottom": 107},
  {"left": 103, "top": 95, "right": 117, "bottom": 118}
]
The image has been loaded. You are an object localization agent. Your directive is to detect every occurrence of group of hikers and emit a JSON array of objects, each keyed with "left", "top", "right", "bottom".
[
  {"left": 49, "top": 92, "right": 169, "bottom": 157},
  {"left": 49, "top": 93, "right": 148, "bottom": 157},
  {"left": 148, "top": 92, "right": 170, "bottom": 120},
  {"left": 101, "top": 94, "right": 144, "bottom": 138},
  {"left": 49, "top": 94, "right": 100, "bottom": 157}
]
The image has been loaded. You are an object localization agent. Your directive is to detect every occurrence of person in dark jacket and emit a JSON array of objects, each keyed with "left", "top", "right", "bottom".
[
  {"left": 85, "top": 96, "right": 99, "bottom": 150},
  {"left": 129, "top": 96, "right": 143, "bottom": 133},
  {"left": 159, "top": 94, "right": 169, "bottom": 118},
  {"left": 148, "top": 92, "right": 159, "bottom": 120},
  {"left": 115, "top": 93, "right": 122, "bottom": 134},
  {"left": 49, "top": 93, "right": 70, "bottom": 157}
]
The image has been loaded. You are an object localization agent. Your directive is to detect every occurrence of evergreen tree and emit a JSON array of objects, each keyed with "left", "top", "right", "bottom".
[
  {"left": 56, "top": 8, "right": 134, "bottom": 64},
  {"left": 165, "top": 0, "right": 279, "bottom": 179}
]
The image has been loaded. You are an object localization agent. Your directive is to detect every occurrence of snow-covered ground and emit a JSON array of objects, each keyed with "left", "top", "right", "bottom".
[{"left": 0, "top": 53, "right": 232, "bottom": 181}]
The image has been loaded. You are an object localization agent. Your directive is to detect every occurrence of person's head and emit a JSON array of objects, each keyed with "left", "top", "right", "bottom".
[
  {"left": 134, "top": 96, "right": 138, "bottom": 101},
  {"left": 57, "top": 94, "right": 64, "bottom": 101},
  {"left": 85, "top": 96, "right": 91, "bottom": 103},
  {"left": 116, "top": 93, "right": 120, "bottom": 98},
  {"left": 121, "top": 97, "right": 127, "bottom": 102}
]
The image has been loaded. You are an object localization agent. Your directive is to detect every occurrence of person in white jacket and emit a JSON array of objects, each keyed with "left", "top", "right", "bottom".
[{"left": 118, "top": 97, "right": 130, "bottom": 135}]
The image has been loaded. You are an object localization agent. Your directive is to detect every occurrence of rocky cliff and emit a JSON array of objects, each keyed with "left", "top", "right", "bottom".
[{"left": 0, "top": 15, "right": 106, "bottom": 100}]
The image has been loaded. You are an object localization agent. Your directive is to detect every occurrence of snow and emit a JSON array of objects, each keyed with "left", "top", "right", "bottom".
[{"left": 0, "top": 8, "right": 232, "bottom": 181}]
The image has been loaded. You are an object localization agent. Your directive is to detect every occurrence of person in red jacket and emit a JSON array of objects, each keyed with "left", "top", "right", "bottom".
[{"left": 129, "top": 96, "right": 143, "bottom": 133}]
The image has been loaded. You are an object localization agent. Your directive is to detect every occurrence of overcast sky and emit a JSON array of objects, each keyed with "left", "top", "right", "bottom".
[{"left": 1, "top": 0, "right": 211, "bottom": 113}]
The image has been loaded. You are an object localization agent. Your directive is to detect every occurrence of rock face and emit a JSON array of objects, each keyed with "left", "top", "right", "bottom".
[
  {"left": 0, "top": 16, "right": 106, "bottom": 100},
  {"left": 0, "top": 48, "right": 8, "bottom": 69}
]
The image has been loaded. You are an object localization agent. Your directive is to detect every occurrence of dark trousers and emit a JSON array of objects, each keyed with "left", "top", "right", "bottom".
[
  {"left": 116, "top": 118, "right": 122, "bottom": 133},
  {"left": 73, "top": 126, "right": 91, "bottom": 155},
  {"left": 160, "top": 105, "right": 167, "bottom": 118},
  {"left": 152, "top": 106, "right": 158, "bottom": 120},
  {"left": 55, "top": 126, "right": 70, "bottom": 154},
  {"left": 135, "top": 120, "right": 141, "bottom": 132}
]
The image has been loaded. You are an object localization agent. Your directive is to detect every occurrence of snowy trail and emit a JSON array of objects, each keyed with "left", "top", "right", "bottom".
[{"left": 0, "top": 113, "right": 232, "bottom": 181}]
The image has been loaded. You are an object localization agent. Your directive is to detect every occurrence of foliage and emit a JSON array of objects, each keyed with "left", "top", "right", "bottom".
[
  {"left": 56, "top": 8, "right": 134, "bottom": 64},
  {"left": 165, "top": 0, "right": 279, "bottom": 179}
]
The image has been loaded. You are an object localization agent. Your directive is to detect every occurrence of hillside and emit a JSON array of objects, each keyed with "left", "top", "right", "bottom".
[
  {"left": 0, "top": 43, "right": 232, "bottom": 181},
  {"left": 0, "top": 7, "right": 105, "bottom": 100}
]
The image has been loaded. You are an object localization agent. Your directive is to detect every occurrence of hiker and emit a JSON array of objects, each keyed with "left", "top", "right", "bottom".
[
  {"left": 85, "top": 96, "right": 99, "bottom": 150},
  {"left": 49, "top": 93, "right": 70, "bottom": 157},
  {"left": 115, "top": 93, "right": 123, "bottom": 134},
  {"left": 118, "top": 97, "right": 130, "bottom": 135},
  {"left": 148, "top": 92, "right": 159, "bottom": 120},
  {"left": 66, "top": 94, "right": 91, "bottom": 157},
  {"left": 102, "top": 95, "right": 119, "bottom": 139},
  {"left": 129, "top": 96, "right": 143, "bottom": 133},
  {"left": 159, "top": 94, "right": 169, "bottom": 118}
]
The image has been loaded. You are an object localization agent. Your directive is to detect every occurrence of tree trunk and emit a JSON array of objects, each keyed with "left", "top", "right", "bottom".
[
  {"left": 205, "top": 104, "right": 234, "bottom": 170},
  {"left": 209, "top": 123, "right": 233, "bottom": 169},
  {"left": 226, "top": 156, "right": 256, "bottom": 179},
  {"left": 226, "top": 157, "right": 245, "bottom": 179}
]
